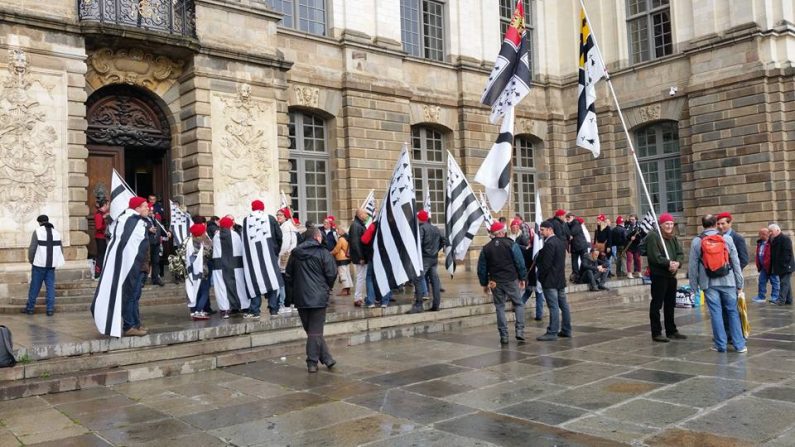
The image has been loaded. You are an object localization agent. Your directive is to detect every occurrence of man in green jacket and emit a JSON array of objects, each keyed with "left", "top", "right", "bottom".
[{"left": 646, "top": 213, "right": 686, "bottom": 343}]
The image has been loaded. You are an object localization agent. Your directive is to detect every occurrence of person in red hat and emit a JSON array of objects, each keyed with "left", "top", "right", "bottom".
[
  {"left": 611, "top": 215, "right": 628, "bottom": 277},
  {"left": 624, "top": 214, "right": 643, "bottom": 278},
  {"left": 187, "top": 223, "right": 212, "bottom": 320},
  {"left": 544, "top": 209, "right": 571, "bottom": 245},
  {"left": 321, "top": 215, "right": 338, "bottom": 252},
  {"left": 716, "top": 212, "right": 748, "bottom": 270},
  {"left": 477, "top": 221, "right": 527, "bottom": 344},
  {"left": 211, "top": 215, "right": 250, "bottom": 318},
  {"left": 565, "top": 212, "right": 590, "bottom": 282},
  {"left": 123, "top": 197, "right": 151, "bottom": 336},
  {"left": 647, "top": 213, "right": 685, "bottom": 343},
  {"left": 407, "top": 209, "right": 444, "bottom": 313},
  {"left": 593, "top": 214, "right": 612, "bottom": 269},
  {"left": 276, "top": 207, "right": 299, "bottom": 313}
]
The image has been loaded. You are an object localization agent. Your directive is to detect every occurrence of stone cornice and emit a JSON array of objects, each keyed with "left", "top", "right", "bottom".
[{"left": 194, "top": 0, "right": 283, "bottom": 22}]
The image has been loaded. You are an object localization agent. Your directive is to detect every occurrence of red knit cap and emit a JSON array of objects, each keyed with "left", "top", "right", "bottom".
[
  {"left": 510, "top": 218, "right": 522, "bottom": 228},
  {"left": 219, "top": 216, "right": 235, "bottom": 229},
  {"left": 576, "top": 217, "right": 584, "bottom": 224},
  {"left": 555, "top": 209, "right": 566, "bottom": 217},
  {"left": 658, "top": 213, "right": 674, "bottom": 224},
  {"left": 716, "top": 212, "right": 732, "bottom": 222},
  {"left": 278, "top": 207, "right": 292, "bottom": 219},
  {"left": 190, "top": 223, "right": 206, "bottom": 237},
  {"left": 616, "top": 216, "right": 624, "bottom": 225},
  {"left": 251, "top": 200, "right": 265, "bottom": 211},
  {"left": 597, "top": 214, "right": 606, "bottom": 222},
  {"left": 129, "top": 197, "right": 147, "bottom": 209},
  {"left": 490, "top": 221, "right": 505, "bottom": 233},
  {"left": 417, "top": 210, "right": 429, "bottom": 222}
]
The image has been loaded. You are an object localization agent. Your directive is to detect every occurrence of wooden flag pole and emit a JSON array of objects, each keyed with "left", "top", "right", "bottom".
[{"left": 579, "top": 0, "right": 670, "bottom": 259}]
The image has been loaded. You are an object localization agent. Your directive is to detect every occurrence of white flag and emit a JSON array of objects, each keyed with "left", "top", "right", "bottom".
[
  {"left": 576, "top": 7, "right": 607, "bottom": 157},
  {"left": 109, "top": 169, "right": 135, "bottom": 220},
  {"left": 479, "top": 191, "right": 495, "bottom": 229},
  {"left": 185, "top": 239, "right": 203, "bottom": 308},
  {"left": 424, "top": 190, "right": 432, "bottom": 216},
  {"left": 170, "top": 200, "right": 193, "bottom": 247},
  {"left": 475, "top": 106, "right": 515, "bottom": 212}
]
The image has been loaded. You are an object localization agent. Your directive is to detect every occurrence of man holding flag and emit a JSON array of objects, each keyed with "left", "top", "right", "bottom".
[{"left": 348, "top": 207, "right": 372, "bottom": 307}]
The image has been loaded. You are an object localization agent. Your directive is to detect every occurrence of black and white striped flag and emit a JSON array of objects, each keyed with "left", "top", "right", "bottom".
[
  {"left": 638, "top": 210, "right": 655, "bottom": 236},
  {"left": 109, "top": 169, "right": 135, "bottom": 220},
  {"left": 475, "top": 105, "right": 515, "bottom": 212},
  {"left": 212, "top": 228, "right": 250, "bottom": 311},
  {"left": 424, "top": 190, "right": 431, "bottom": 216},
  {"left": 445, "top": 153, "right": 485, "bottom": 276},
  {"left": 372, "top": 144, "right": 422, "bottom": 296},
  {"left": 480, "top": 0, "right": 532, "bottom": 124},
  {"left": 91, "top": 208, "right": 148, "bottom": 337},
  {"left": 576, "top": 6, "right": 607, "bottom": 157},
  {"left": 362, "top": 189, "right": 376, "bottom": 217},
  {"left": 170, "top": 200, "right": 192, "bottom": 247},
  {"left": 478, "top": 191, "right": 495, "bottom": 230},
  {"left": 242, "top": 210, "right": 284, "bottom": 297},
  {"left": 185, "top": 239, "right": 203, "bottom": 308}
]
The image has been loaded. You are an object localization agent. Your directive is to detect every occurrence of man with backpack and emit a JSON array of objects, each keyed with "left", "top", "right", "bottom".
[
  {"left": 646, "top": 213, "right": 685, "bottom": 343},
  {"left": 688, "top": 214, "right": 746, "bottom": 353}
]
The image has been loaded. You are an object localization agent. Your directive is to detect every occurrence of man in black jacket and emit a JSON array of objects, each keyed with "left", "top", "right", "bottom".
[
  {"left": 580, "top": 250, "right": 609, "bottom": 291},
  {"left": 545, "top": 209, "right": 571, "bottom": 245},
  {"left": 611, "top": 216, "right": 628, "bottom": 277},
  {"left": 408, "top": 210, "right": 444, "bottom": 313},
  {"left": 769, "top": 223, "right": 794, "bottom": 305},
  {"left": 566, "top": 212, "right": 589, "bottom": 281},
  {"left": 285, "top": 228, "right": 338, "bottom": 373},
  {"left": 348, "top": 209, "right": 372, "bottom": 306},
  {"left": 477, "top": 221, "right": 527, "bottom": 345},
  {"left": 536, "top": 221, "right": 571, "bottom": 341}
]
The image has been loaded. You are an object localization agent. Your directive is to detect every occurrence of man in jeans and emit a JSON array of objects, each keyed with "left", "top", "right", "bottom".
[
  {"left": 23, "top": 215, "right": 65, "bottom": 316},
  {"left": 769, "top": 223, "right": 794, "bottom": 305},
  {"left": 536, "top": 220, "right": 571, "bottom": 341},
  {"left": 477, "top": 221, "right": 527, "bottom": 345},
  {"left": 753, "top": 227, "right": 778, "bottom": 303},
  {"left": 688, "top": 214, "right": 746, "bottom": 353}
]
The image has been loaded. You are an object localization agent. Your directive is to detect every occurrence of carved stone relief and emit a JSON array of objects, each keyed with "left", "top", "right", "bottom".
[
  {"left": 293, "top": 86, "right": 319, "bottom": 108},
  {"left": 638, "top": 103, "right": 662, "bottom": 123},
  {"left": 211, "top": 84, "right": 278, "bottom": 218},
  {"left": 423, "top": 105, "right": 441, "bottom": 123},
  {"left": 0, "top": 48, "right": 67, "bottom": 247},
  {"left": 86, "top": 48, "right": 183, "bottom": 95}
]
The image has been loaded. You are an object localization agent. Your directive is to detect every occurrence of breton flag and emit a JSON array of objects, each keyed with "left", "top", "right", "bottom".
[
  {"left": 185, "top": 239, "right": 203, "bottom": 308},
  {"left": 480, "top": 0, "right": 532, "bottom": 124},
  {"left": 362, "top": 189, "right": 376, "bottom": 216},
  {"left": 479, "top": 191, "right": 495, "bottom": 230},
  {"left": 169, "top": 200, "right": 192, "bottom": 247},
  {"left": 109, "top": 169, "right": 135, "bottom": 220},
  {"left": 424, "top": 190, "right": 432, "bottom": 216},
  {"left": 372, "top": 144, "right": 422, "bottom": 296},
  {"left": 212, "top": 228, "right": 251, "bottom": 311},
  {"left": 638, "top": 210, "right": 655, "bottom": 236},
  {"left": 576, "top": 6, "right": 607, "bottom": 157},
  {"left": 475, "top": 105, "right": 515, "bottom": 212},
  {"left": 280, "top": 190, "right": 290, "bottom": 210},
  {"left": 90, "top": 208, "right": 148, "bottom": 337},
  {"left": 444, "top": 153, "right": 485, "bottom": 276},
  {"left": 532, "top": 189, "right": 544, "bottom": 260},
  {"left": 241, "top": 210, "right": 284, "bottom": 298}
]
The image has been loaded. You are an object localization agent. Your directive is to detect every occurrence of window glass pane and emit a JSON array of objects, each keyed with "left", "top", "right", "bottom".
[
  {"left": 628, "top": 0, "right": 647, "bottom": 16},
  {"left": 291, "top": 111, "right": 330, "bottom": 223},
  {"left": 298, "top": 0, "right": 326, "bottom": 36},
  {"left": 652, "top": 10, "right": 673, "bottom": 58},
  {"left": 426, "top": 129, "right": 443, "bottom": 162},
  {"left": 269, "top": 0, "right": 294, "bottom": 28},
  {"left": 401, "top": 0, "right": 422, "bottom": 57},
  {"left": 629, "top": 17, "right": 650, "bottom": 63},
  {"left": 422, "top": 0, "right": 445, "bottom": 61},
  {"left": 414, "top": 167, "right": 424, "bottom": 207},
  {"left": 514, "top": 137, "right": 534, "bottom": 169},
  {"left": 651, "top": 0, "right": 669, "bottom": 9},
  {"left": 288, "top": 113, "right": 297, "bottom": 151},
  {"left": 426, "top": 167, "right": 444, "bottom": 224},
  {"left": 639, "top": 160, "right": 660, "bottom": 213},
  {"left": 664, "top": 158, "right": 683, "bottom": 213},
  {"left": 628, "top": 0, "right": 671, "bottom": 63},
  {"left": 637, "top": 122, "right": 681, "bottom": 216}
]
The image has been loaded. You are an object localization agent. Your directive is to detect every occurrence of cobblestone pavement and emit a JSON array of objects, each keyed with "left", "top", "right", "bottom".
[{"left": 2, "top": 299, "right": 794, "bottom": 446}]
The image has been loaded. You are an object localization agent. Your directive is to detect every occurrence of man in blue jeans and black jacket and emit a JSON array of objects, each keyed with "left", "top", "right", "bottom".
[{"left": 536, "top": 220, "right": 571, "bottom": 341}]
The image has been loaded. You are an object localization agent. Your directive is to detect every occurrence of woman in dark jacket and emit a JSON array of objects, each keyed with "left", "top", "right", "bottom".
[
  {"left": 285, "top": 228, "right": 338, "bottom": 372},
  {"left": 593, "top": 214, "right": 612, "bottom": 255}
]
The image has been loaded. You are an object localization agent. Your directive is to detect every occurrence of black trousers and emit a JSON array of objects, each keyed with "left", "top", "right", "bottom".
[
  {"left": 149, "top": 244, "right": 161, "bottom": 281},
  {"left": 582, "top": 269, "right": 607, "bottom": 288},
  {"left": 571, "top": 249, "right": 587, "bottom": 278},
  {"left": 298, "top": 307, "right": 333, "bottom": 366},
  {"left": 650, "top": 275, "right": 678, "bottom": 337},
  {"left": 95, "top": 238, "right": 107, "bottom": 278}
]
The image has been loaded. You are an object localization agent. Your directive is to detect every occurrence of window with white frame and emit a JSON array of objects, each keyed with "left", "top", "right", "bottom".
[
  {"left": 400, "top": 0, "right": 445, "bottom": 62},
  {"left": 412, "top": 126, "right": 446, "bottom": 225},
  {"left": 288, "top": 111, "right": 331, "bottom": 225},
  {"left": 636, "top": 121, "right": 683, "bottom": 216},
  {"left": 512, "top": 136, "right": 537, "bottom": 222},
  {"left": 268, "top": 0, "right": 327, "bottom": 36},
  {"left": 626, "top": 0, "right": 673, "bottom": 64},
  {"left": 499, "top": 0, "right": 534, "bottom": 73}
]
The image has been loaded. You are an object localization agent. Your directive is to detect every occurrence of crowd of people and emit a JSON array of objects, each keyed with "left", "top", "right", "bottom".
[{"left": 20, "top": 194, "right": 795, "bottom": 369}]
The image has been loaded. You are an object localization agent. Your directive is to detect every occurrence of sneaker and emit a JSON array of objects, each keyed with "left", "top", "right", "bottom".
[
  {"left": 367, "top": 304, "right": 376, "bottom": 309},
  {"left": 500, "top": 336, "right": 509, "bottom": 345},
  {"left": 123, "top": 327, "right": 147, "bottom": 337},
  {"left": 307, "top": 364, "right": 318, "bottom": 373},
  {"left": 354, "top": 300, "right": 363, "bottom": 307},
  {"left": 242, "top": 313, "right": 253, "bottom": 319},
  {"left": 557, "top": 332, "right": 571, "bottom": 338},
  {"left": 20, "top": 308, "right": 33, "bottom": 315},
  {"left": 192, "top": 312, "right": 210, "bottom": 321},
  {"left": 221, "top": 311, "right": 230, "bottom": 319},
  {"left": 46, "top": 310, "right": 54, "bottom": 316},
  {"left": 380, "top": 304, "right": 388, "bottom": 308},
  {"left": 536, "top": 334, "right": 558, "bottom": 342},
  {"left": 422, "top": 296, "right": 430, "bottom": 301},
  {"left": 516, "top": 333, "right": 525, "bottom": 341},
  {"left": 652, "top": 335, "right": 670, "bottom": 343},
  {"left": 710, "top": 346, "right": 727, "bottom": 353},
  {"left": 752, "top": 297, "right": 766, "bottom": 303},
  {"left": 736, "top": 346, "right": 748, "bottom": 353},
  {"left": 668, "top": 332, "right": 688, "bottom": 340},
  {"left": 250, "top": 314, "right": 261, "bottom": 320},
  {"left": 405, "top": 306, "right": 423, "bottom": 314},
  {"left": 597, "top": 285, "right": 610, "bottom": 291}
]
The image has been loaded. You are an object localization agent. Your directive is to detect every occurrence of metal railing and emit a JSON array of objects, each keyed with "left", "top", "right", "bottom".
[{"left": 78, "top": 0, "right": 196, "bottom": 37}]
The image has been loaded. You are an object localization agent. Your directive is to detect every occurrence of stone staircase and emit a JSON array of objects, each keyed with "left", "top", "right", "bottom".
[{"left": 0, "top": 277, "right": 654, "bottom": 401}]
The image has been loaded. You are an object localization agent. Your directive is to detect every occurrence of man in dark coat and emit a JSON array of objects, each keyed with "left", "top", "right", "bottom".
[
  {"left": 536, "top": 220, "right": 571, "bottom": 341},
  {"left": 611, "top": 216, "right": 628, "bottom": 277},
  {"left": 579, "top": 250, "right": 609, "bottom": 291},
  {"left": 769, "top": 223, "right": 794, "bottom": 305},
  {"left": 348, "top": 208, "right": 371, "bottom": 306},
  {"left": 545, "top": 209, "right": 571, "bottom": 246},
  {"left": 477, "top": 221, "right": 527, "bottom": 345},
  {"left": 566, "top": 212, "right": 589, "bottom": 281},
  {"left": 409, "top": 210, "right": 444, "bottom": 313},
  {"left": 285, "top": 228, "right": 338, "bottom": 373}
]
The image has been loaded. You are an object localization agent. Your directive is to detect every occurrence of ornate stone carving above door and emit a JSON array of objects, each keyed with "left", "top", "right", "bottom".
[
  {"left": 86, "top": 84, "right": 171, "bottom": 149},
  {"left": 293, "top": 86, "right": 319, "bottom": 108},
  {"left": 86, "top": 48, "right": 184, "bottom": 96},
  {"left": 211, "top": 84, "right": 278, "bottom": 218}
]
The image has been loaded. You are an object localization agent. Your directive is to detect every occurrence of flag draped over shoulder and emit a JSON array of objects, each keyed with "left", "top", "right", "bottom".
[
  {"left": 372, "top": 144, "right": 422, "bottom": 296},
  {"left": 91, "top": 208, "right": 148, "bottom": 338},
  {"left": 241, "top": 211, "right": 283, "bottom": 297},
  {"left": 109, "top": 169, "right": 135, "bottom": 220},
  {"left": 185, "top": 238, "right": 203, "bottom": 307},
  {"left": 170, "top": 200, "right": 192, "bottom": 247},
  {"left": 444, "top": 153, "right": 485, "bottom": 276},
  {"left": 576, "top": 7, "right": 607, "bottom": 157},
  {"left": 475, "top": 106, "right": 515, "bottom": 212},
  {"left": 480, "top": 0, "right": 532, "bottom": 124},
  {"left": 212, "top": 229, "right": 250, "bottom": 311}
]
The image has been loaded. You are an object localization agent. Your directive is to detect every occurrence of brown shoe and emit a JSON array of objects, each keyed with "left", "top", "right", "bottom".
[
  {"left": 353, "top": 300, "right": 363, "bottom": 307},
  {"left": 124, "top": 327, "right": 147, "bottom": 337}
]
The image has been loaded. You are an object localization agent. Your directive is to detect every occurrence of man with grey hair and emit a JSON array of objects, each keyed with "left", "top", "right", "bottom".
[{"left": 768, "top": 223, "right": 794, "bottom": 305}]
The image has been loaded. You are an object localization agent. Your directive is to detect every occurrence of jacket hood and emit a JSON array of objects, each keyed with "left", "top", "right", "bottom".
[
  {"left": 40, "top": 222, "right": 54, "bottom": 229},
  {"left": 295, "top": 239, "right": 324, "bottom": 260}
]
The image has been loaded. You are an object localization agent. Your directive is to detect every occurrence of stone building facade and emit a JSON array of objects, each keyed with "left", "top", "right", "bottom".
[{"left": 0, "top": 0, "right": 792, "bottom": 287}]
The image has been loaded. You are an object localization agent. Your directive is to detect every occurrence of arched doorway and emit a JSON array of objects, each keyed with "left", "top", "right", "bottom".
[{"left": 85, "top": 84, "right": 172, "bottom": 259}]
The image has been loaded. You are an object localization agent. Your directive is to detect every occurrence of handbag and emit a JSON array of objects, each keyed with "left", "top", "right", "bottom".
[{"left": 594, "top": 242, "right": 606, "bottom": 253}]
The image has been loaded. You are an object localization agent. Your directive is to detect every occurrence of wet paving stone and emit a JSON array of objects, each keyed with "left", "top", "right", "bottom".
[
  {"left": 646, "top": 428, "right": 756, "bottom": 447},
  {"left": 346, "top": 388, "right": 475, "bottom": 423},
  {"left": 98, "top": 418, "right": 195, "bottom": 445},
  {"left": 752, "top": 386, "right": 795, "bottom": 403},
  {"left": 647, "top": 377, "right": 756, "bottom": 408},
  {"left": 682, "top": 396, "right": 795, "bottom": 443},
  {"left": 602, "top": 398, "right": 699, "bottom": 427},
  {"left": 361, "top": 428, "right": 501, "bottom": 447},
  {"left": 619, "top": 368, "right": 694, "bottom": 384},
  {"left": 256, "top": 413, "right": 418, "bottom": 447},
  {"left": 518, "top": 355, "right": 582, "bottom": 369},
  {"left": 497, "top": 400, "right": 587, "bottom": 425},
  {"left": 25, "top": 433, "right": 113, "bottom": 447},
  {"left": 402, "top": 379, "right": 474, "bottom": 398},
  {"left": 547, "top": 377, "right": 662, "bottom": 411},
  {"left": 451, "top": 350, "right": 529, "bottom": 369},
  {"left": 563, "top": 414, "right": 657, "bottom": 444},
  {"left": 364, "top": 363, "right": 470, "bottom": 388}
]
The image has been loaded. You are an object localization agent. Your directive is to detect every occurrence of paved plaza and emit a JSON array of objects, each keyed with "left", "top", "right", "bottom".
[{"left": 2, "top": 297, "right": 795, "bottom": 446}]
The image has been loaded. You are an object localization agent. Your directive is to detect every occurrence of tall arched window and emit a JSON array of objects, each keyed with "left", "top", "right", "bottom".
[
  {"left": 512, "top": 136, "right": 537, "bottom": 222},
  {"left": 288, "top": 110, "right": 331, "bottom": 225},
  {"left": 636, "top": 121, "right": 682, "bottom": 216},
  {"left": 412, "top": 126, "right": 446, "bottom": 225}
]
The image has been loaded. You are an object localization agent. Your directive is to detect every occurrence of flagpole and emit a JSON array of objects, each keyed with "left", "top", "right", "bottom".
[{"left": 579, "top": 0, "right": 669, "bottom": 259}]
